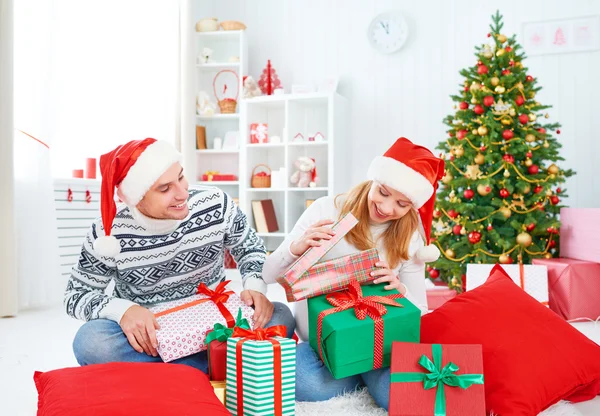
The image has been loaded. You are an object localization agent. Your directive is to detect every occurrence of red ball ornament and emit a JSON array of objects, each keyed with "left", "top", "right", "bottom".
[
  {"left": 456, "top": 129, "right": 468, "bottom": 140},
  {"left": 473, "top": 104, "right": 484, "bottom": 115},
  {"left": 499, "top": 188, "right": 510, "bottom": 198},
  {"left": 547, "top": 226, "right": 557, "bottom": 234},
  {"left": 538, "top": 128, "right": 546, "bottom": 134},
  {"left": 487, "top": 33, "right": 491, "bottom": 37},
  {"left": 464, "top": 86, "right": 469, "bottom": 92},
  {"left": 450, "top": 155, "right": 455, "bottom": 161},
  {"left": 519, "top": 114, "right": 529, "bottom": 124},
  {"left": 487, "top": 224, "right": 493, "bottom": 231},
  {"left": 429, "top": 269, "right": 440, "bottom": 279},
  {"left": 515, "top": 96, "right": 525, "bottom": 106},
  {"left": 453, "top": 224, "right": 463, "bottom": 235},
  {"left": 502, "top": 154, "right": 514, "bottom": 163},
  {"left": 480, "top": 145, "right": 487, "bottom": 152},
  {"left": 549, "top": 240, "right": 557, "bottom": 248},
  {"left": 503, "top": 256, "right": 514, "bottom": 264},
  {"left": 478, "top": 65, "right": 489, "bottom": 75},
  {"left": 427, "top": 265, "right": 433, "bottom": 272},
  {"left": 526, "top": 75, "right": 534, "bottom": 82},
  {"left": 550, "top": 196, "right": 560, "bottom": 205},
  {"left": 537, "top": 202, "right": 545, "bottom": 211},
  {"left": 556, "top": 188, "right": 562, "bottom": 194},
  {"left": 502, "top": 130, "right": 514, "bottom": 140},
  {"left": 464, "top": 188, "right": 475, "bottom": 199},
  {"left": 483, "top": 96, "right": 494, "bottom": 107},
  {"left": 447, "top": 209, "right": 459, "bottom": 219},
  {"left": 459, "top": 101, "right": 469, "bottom": 110},
  {"left": 557, "top": 129, "right": 561, "bottom": 134},
  {"left": 509, "top": 60, "right": 515, "bottom": 67},
  {"left": 528, "top": 165, "right": 539, "bottom": 175},
  {"left": 534, "top": 185, "right": 544, "bottom": 194},
  {"left": 502, "top": 69, "right": 511, "bottom": 75},
  {"left": 505, "top": 46, "right": 512, "bottom": 52},
  {"left": 526, "top": 151, "right": 532, "bottom": 158},
  {"left": 449, "top": 131, "right": 454, "bottom": 137},
  {"left": 468, "top": 231, "right": 482, "bottom": 244},
  {"left": 526, "top": 223, "right": 536, "bottom": 232}
]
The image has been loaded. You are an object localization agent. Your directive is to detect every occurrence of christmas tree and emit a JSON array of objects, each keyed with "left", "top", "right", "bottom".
[{"left": 430, "top": 11, "right": 575, "bottom": 290}]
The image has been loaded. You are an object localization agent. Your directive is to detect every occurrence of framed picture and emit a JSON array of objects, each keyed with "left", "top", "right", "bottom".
[{"left": 522, "top": 16, "right": 600, "bottom": 56}]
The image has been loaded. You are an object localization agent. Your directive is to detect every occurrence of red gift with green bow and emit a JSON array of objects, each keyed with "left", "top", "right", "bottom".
[{"left": 389, "top": 342, "right": 485, "bottom": 416}]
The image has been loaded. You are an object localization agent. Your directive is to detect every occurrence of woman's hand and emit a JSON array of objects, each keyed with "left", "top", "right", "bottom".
[
  {"left": 289, "top": 219, "right": 336, "bottom": 257},
  {"left": 371, "top": 261, "right": 407, "bottom": 294}
]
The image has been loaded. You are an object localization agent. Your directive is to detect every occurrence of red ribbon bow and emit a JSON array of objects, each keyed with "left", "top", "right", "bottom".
[
  {"left": 232, "top": 325, "right": 287, "bottom": 416},
  {"left": 318, "top": 281, "right": 404, "bottom": 369},
  {"left": 197, "top": 280, "right": 236, "bottom": 327}
]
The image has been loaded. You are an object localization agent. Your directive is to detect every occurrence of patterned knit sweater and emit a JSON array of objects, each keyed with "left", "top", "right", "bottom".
[{"left": 64, "top": 187, "right": 267, "bottom": 323}]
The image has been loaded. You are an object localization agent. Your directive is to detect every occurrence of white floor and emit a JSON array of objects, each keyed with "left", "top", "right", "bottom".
[{"left": 2, "top": 278, "right": 600, "bottom": 415}]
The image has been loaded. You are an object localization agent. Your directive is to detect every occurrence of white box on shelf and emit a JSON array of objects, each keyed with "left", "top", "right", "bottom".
[{"left": 466, "top": 263, "right": 549, "bottom": 303}]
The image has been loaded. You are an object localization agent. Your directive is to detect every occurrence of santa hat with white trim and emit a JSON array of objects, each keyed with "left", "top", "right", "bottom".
[
  {"left": 367, "top": 137, "right": 445, "bottom": 262},
  {"left": 94, "top": 138, "right": 182, "bottom": 257}
]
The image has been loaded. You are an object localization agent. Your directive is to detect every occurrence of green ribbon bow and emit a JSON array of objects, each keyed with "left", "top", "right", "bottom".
[
  {"left": 390, "top": 344, "right": 484, "bottom": 416},
  {"left": 206, "top": 308, "right": 251, "bottom": 345}
]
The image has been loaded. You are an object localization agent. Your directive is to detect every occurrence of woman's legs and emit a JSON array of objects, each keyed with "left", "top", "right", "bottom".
[{"left": 360, "top": 366, "right": 391, "bottom": 410}]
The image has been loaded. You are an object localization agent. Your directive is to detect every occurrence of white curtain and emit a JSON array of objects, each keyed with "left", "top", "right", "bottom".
[
  {"left": 0, "top": 0, "right": 18, "bottom": 317},
  {"left": 179, "top": 0, "right": 196, "bottom": 169}
]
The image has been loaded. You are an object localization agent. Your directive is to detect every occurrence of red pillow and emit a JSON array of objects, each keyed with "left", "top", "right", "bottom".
[
  {"left": 421, "top": 264, "right": 600, "bottom": 416},
  {"left": 34, "top": 362, "right": 230, "bottom": 416}
]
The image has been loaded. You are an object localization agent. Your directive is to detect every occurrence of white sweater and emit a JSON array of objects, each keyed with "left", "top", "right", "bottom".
[{"left": 262, "top": 196, "right": 428, "bottom": 341}]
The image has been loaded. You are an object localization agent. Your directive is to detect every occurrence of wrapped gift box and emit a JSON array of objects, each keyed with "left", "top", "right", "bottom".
[
  {"left": 250, "top": 123, "right": 268, "bottom": 144},
  {"left": 560, "top": 208, "right": 600, "bottom": 263},
  {"left": 389, "top": 342, "right": 485, "bottom": 415},
  {"left": 308, "top": 281, "right": 420, "bottom": 379},
  {"left": 532, "top": 257, "right": 600, "bottom": 320},
  {"left": 466, "top": 264, "right": 548, "bottom": 304},
  {"left": 426, "top": 288, "right": 458, "bottom": 311},
  {"left": 226, "top": 327, "right": 296, "bottom": 416},
  {"left": 207, "top": 309, "right": 251, "bottom": 381},
  {"left": 150, "top": 281, "right": 254, "bottom": 363}
]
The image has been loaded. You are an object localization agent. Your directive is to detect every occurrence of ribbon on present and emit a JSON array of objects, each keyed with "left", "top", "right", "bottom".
[
  {"left": 390, "top": 344, "right": 484, "bottom": 416},
  {"left": 153, "top": 280, "right": 236, "bottom": 327},
  {"left": 232, "top": 325, "right": 287, "bottom": 416},
  {"left": 317, "top": 281, "right": 403, "bottom": 369},
  {"left": 517, "top": 254, "right": 549, "bottom": 306},
  {"left": 206, "top": 308, "right": 251, "bottom": 345}
]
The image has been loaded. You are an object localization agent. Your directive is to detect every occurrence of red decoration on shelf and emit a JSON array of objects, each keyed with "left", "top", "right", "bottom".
[
  {"left": 483, "top": 96, "right": 494, "bottom": 107},
  {"left": 85, "top": 190, "right": 92, "bottom": 204},
  {"left": 67, "top": 188, "right": 73, "bottom": 202},
  {"left": 459, "top": 101, "right": 469, "bottom": 110},
  {"left": 468, "top": 231, "right": 482, "bottom": 244},
  {"left": 499, "top": 188, "right": 510, "bottom": 198},
  {"left": 515, "top": 96, "right": 525, "bottom": 106},
  {"left": 258, "top": 60, "right": 282, "bottom": 95},
  {"left": 502, "top": 130, "right": 514, "bottom": 140}
]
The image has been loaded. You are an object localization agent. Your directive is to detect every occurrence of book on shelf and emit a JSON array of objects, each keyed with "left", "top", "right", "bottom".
[{"left": 251, "top": 199, "right": 279, "bottom": 234}]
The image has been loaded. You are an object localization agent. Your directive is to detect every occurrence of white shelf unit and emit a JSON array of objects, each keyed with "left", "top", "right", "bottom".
[
  {"left": 188, "top": 30, "right": 247, "bottom": 201},
  {"left": 239, "top": 93, "right": 350, "bottom": 251}
]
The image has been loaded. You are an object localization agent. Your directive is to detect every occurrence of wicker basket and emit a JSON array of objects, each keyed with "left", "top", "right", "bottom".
[
  {"left": 218, "top": 98, "right": 237, "bottom": 114},
  {"left": 220, "top": 20, "right": 246, "bottom": 31},
  {"left": 251, "top": 164, "right": 272, "bottom": 188}
]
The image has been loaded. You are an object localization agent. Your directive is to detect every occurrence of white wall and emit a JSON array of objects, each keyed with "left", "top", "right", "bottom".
[{"left": 195, "top": 0, "right": 600, "bottom": 208}]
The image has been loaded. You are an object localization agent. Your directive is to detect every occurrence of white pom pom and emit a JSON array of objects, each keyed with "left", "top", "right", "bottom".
[
  {"left": 416, "top": 244, "right": 440, "bottom": 263},
  {"left": 93, "top": 235, "right": 121, "bottom": 257}
]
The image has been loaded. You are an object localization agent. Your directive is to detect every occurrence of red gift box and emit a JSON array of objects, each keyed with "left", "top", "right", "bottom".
[
  {"left": 532, "top": 258, "right": 600, "bottom": 320},
  {"left": 208, "top": 340, "right": 227, "bottom": 381},
  {"left": 390, "top": 342, "right": 485, "bottom": 416},
  {"left": 560, "top": 208, "right": 600, "bottom": 263},
  {"left": 201, "top": 173, "right": 238, "bottom": 181},
  {"left": 426, "top": 288, "right": 457, "bottom": 311},
  {"left": 250, "top": 123, "right": 268, "bottom": 144}
]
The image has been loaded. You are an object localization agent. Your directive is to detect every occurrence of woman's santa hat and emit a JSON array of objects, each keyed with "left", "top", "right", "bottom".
[
  {"left": 94, "top": 138, "right": 182, "bottom": 257},
  {"left": 367, "top": 137, "right": 445, "bottom": 262}
]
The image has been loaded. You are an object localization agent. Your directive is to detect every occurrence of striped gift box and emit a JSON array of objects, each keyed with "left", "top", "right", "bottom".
[
  {"left": 287, "top": 248, "right": 380, "bottom": 301},
  {"left": 226, "top": 337, "right": 296, "bottom": 416}
]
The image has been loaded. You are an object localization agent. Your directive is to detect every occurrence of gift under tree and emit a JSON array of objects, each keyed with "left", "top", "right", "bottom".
[{"left": 431, "top": 11, "right": 575, "bottom": 290}]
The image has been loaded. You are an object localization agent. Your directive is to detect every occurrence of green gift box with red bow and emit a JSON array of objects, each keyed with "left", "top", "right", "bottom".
[
  {"left": 389, "top": 342, "right": 485, "bottom": 415},
  {"left": 308, "top": 281, "right": 420, "bottom": 379}
]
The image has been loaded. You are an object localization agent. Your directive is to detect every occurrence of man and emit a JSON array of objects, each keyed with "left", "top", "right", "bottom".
[{"left": 65, "top": 138, "right": 295, "bottom": 372}]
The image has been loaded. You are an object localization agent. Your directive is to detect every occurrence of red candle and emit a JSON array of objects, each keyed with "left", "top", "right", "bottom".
[
  {"left": 85, "top": 158, "right": 97, "bottom": 179},
  {"left": 72, "top": 169, "right": 84, "bottom": 178}
]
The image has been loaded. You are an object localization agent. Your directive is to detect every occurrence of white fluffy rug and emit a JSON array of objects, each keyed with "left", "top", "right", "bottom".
[{"left": 295, "top": 388, "right": 582, "bottom": 416}]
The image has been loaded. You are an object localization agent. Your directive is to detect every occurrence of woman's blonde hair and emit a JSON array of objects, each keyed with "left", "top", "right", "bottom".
[{"left": 335, "top": 181, "right": 419, "bottom": 269}]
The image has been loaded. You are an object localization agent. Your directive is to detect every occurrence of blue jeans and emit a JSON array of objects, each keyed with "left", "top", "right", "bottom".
[
  {"left": 73, "top": 302, "right": 296, "bottom": 374},
  {"left": 295, "top": 342, "right": 390, "bottom": 411}
]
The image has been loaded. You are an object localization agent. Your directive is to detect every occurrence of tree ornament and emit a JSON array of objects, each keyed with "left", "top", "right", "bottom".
[
  {"left": 499, "top": 254, "right": 512, "bottom": 264},
  {"left": 455, "top": 146, "right": 465, "bottom": 157},
  {"left": 470, "top": 81, "right": 481, "bottom": 93},
  {"left": 515, "top": 96, "right": 525, "bottom": 106},
  {"left": 528, "top": 165, "right": 539, "bottom": 175},
  {"left": 495, "top": 86, "right": 506, "bottom": 94},
  {"left": 471, "top": 97, "right": 478, "bottom": 104},
  {"left": 464, "top": 188, "right": 475, "bottom": 199},
  {"left": 538, "top": 127, "right": 546, "bottom": 135},
  {"left": 497, "top": 34, "right": 508, "bottom": 43},
  {"left": 478, "top": 126, "right": 488, "bottom": 136},
  {"left": 543, "top": 140, "right": 550, "bottom": 148},
  {"left": 502, "top": 153, "right": 514, "bottom": 164},
  {"left": 526, "top": 151, "right": 533, "bottom": 158},
  {"left": 517, "top": 232, "right": 533, "bottom": 247},
  {"left": 556, "top": 188, "right": 562, "bottom": 194},
  {"left": 502, "top": 130, "right": 514, "bottom": 140},
  {"left": 490, "top": 78, "right": 500, "bottom": 88},
  {"left": 468, "top": 231, "right": 482, "bottom": 244},
  {"left": 433, "top": 209, "right": 442, "bottom": 219},
  {"left": 545, "top": 113, "right": 550, "bottom": 118},
  {"left": 519, "top": 114, "right": 529, "bottom": 124},
  {"left": 501, "top": 118, "right": 512, "bottom": 126},
  {"left": 525, "top": 134, "right": 536, "bottom": 142},
  {"left": 529, "top": 113, "right": 537, "bottom": 122},
  {"left": 496, "top": 48, "right": 506, "bottom": 56},
  {"left": 445, "top": 249, "right": 456, "bottom": 259},
  {"left": 483, "top": 96, "right": 494, "bottom": 107},
  {"left": 545, "top": 189, "right": 553, "bottom": 197},
  {"left": 472, "top": 129, "right": 479, "bottom": 136},
  {"left": 526, "top": 223, "right": 536, "bottom": 232},
  {"left": 429, "top": 269, "right": 440, "bottom": 279},
  {"left": 523, "top": 184, "right": 531, "bottom": 194},
  {"left": 509, "top": 60, "right": 515, "bottom": 67},
  {"left": 447, "top": 209, "right": 459, "bottom": 219},
  {"left": 547, "top": 164, "right": 559, "bottom": 174},
  {"left": 453, "top": 224, "right": 463, "bottom": 235},
  {"left": 477, "top": 183, "right": 492, "bottom": 196},
  {"left": 499, "top": 206, "right": 512, "bottom": 219},
  {"left": 525, "top": 159, "right": 533, "bottom": 167},
  {"left": 502, "top": 69, "right": 511, "bottom": 76},
  {"left": 473, "top": 104, "right": 485, "bottom": 115},
  {"left": 442, "top": 170, "right": 454, "bottom": 184},
  {"left": 487, "top": 223, "right": 493, "bottom": 231},
  {"left": 499, "top": 188, "right": 510, "bottom": 198},
  {"left": 480, "top": 143, "right": 487, "bottom": 152},
  {"left": 478, "top": 64, "right": 489, "bottom": 75},
  {"left": 544, "top": 253, "right": 553, "bottom": 259},
  {"left": 474, "top": 153, "right": 485, "bottom": 165},
  {"left": 460, "top": 227, "right": 468, "bottom": 236},
  {"left": 258, "top": 60, "right": 282, "bottom": 95},
  {"left": 547, "top": 226, "right": 558, "bottom": 234},
  {"left": 526, "top": 75, "right": 534, "bottom": 82},
  {"left": 549, "top": 240, "right": 557, "bottom": 248},
  {"left": 503, "top": 169, "right": 511, "bottom": 178},
  {"left": 456, "top": 129, "right": 468, "bottom": 140},
  {"left": 506, "top": 46, "right": 513, "bottom": 52},
  {"left": 557, "top": 129, "right": 561, "bottom": 134},
  {"left": 534, "top": 185, "right": 544, "bottom": 194},
  {"left": 459, "top": 101, "right": 469, "bottom": 110},
  {"left": 550, "top": 195, "right": 560, "bottom": 205},
  {"left": 509, "top": 107, "right": 517, "bottom": 117}
]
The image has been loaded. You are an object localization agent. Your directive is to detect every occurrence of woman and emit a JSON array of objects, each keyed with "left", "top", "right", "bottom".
[{"left": 262, "top": 137, "right": 445, "bottom": 410}]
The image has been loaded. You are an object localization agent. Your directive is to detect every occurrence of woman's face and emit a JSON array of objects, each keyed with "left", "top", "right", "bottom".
[{"left": 367, "top": 181, "right": 413, "bottom": 224}]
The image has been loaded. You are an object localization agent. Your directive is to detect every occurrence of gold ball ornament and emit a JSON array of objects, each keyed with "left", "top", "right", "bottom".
[
  {"left": 471, "top": 97, "right": 478, "bottom": 104},
  {"left": 517, "top": 232, "right": 533, "bottom": 247},
  {"left": 483, "top": 51, "right": 493, "bottom": 59},
  {"left": 516, "top": 82, "right": 524, "bottom": 90},
  {"left": 545, "top": 189, "right": 553, "bottom": 197},
  {"left": 474, "top": 153, "right": 485, "bottom": 165},
  {"left": 445, "top": 249, "right": 456, "bottom": 259},
  {"left": 490, "top": 77, "right": 500, "bottom": 87},
  {"left": 525, "top": 158, "right": 533, "bottom": 167},
  {"left": 496, "top": 48, "right": 506, "bottom": 57},
  {"left": 525, "top": 134, "right": 536, "bottom": 143},
  {"left": 543, "top": 140, "right": 550, "bottom": 148},
  {"left": 499, "top": 206, "right": 512, "bottom": 219},
  {"left": 509, "top": 108, "right": 517, "bottom": 116},
  {"left": 442, "top": 171, "right": 454, "bottom": 184},
  {"left": 460, "top": 227, "right": 467, "bottom": 235},
  {"left": 472, "top": 129, "right": 479, "bottom": 136},
  {"left": 548, "top": 164, "right": 559, "bottom": 174},
  {"left": 499, "top": 254, "right": 511, "bottom": 264},
  {"left": 501, "top": 118, "right": 512, "bottom": 125},
  {"left": 451, "top": 276, "right": 459, "bottom": 286},
  {"left": 529, "top": 114, "right": 537, "bottom": 122},
  {"left": 470, "top": 82, "right": 481, "bottom": 93},
  {"left": 504, "top": 169, "right": 511, "bottom": 178},
  {"left": 478, "top": 126, "right": 488, "bottom": 135},
  {"left": 497, "top": 34, "right": 508, "bottom": 43},
  {"left": 545, "top": 113, "right": 550, "bottom": 119},
  {"left": 477, "top": 183, "right": 491, "bottom": 196},
  {"left": 544, "top": 253, "right": 553, "bottom": 259},
  {"left": 523, "top": 185, "right": 531, "bottom": 194},
  {"left": 455, "top": 146, "right": 465, "bottom": 157},
  {"left": 516, "top": 61, "right": 523, "bottom": 68},
  {"left": 495, "top": 86, "right": 506, "bottom": 94},
  {"left": 529, "top": 92, "right": 536, "bottom": 99}
]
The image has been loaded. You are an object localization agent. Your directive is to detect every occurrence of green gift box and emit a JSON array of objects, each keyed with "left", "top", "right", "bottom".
[{"left": 308, "top": 281, "right": 420, "bottom": 379}]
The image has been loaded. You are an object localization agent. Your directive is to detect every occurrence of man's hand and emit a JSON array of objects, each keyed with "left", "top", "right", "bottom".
[
  {"left": 240, "top": 290, "right": 274, "bottom": 329},
  {"left": 120, "top": 305, "right": 160, "bottom": 357}
]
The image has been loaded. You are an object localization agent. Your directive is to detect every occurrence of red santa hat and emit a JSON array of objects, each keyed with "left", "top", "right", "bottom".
[
  {"left": 94, "top": 138, "right": 182, "bottom": 257},
  {"left": 367, "top": 137, "right": 445, "bottom": 262}
]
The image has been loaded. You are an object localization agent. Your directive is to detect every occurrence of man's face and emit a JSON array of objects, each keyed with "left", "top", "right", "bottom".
[{"left": 136, "top": 163, "right": 189, "bottom": 220}]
